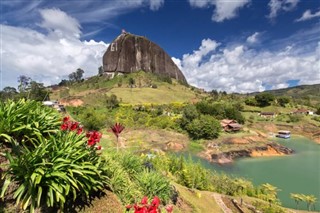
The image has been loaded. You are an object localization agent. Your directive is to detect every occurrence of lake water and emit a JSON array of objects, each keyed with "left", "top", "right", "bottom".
[{"left": 186, "top": 136, "right": 320, "bottom": 211}]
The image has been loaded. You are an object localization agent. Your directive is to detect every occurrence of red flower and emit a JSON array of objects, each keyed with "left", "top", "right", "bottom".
[
  {"left": 86, "top": 131, "right": 102, "bottom": 146},
  {"left": 61, "top": 123, "right": 69, "bottom": 131},
  {"left": 141, "top": 196, "right": 148, "bottom": 205},
  {"left": 77, "top": 127, "right": 83, "bottom": 135},
  {"left": 70, "top": 122, "right": 79, "bottom": 131},
  {"left": 96, "top": 145, "right": 102, "bottom": 150},
  {"left": 134, "top": 205, "right": 147, "bottom": 213},
  {"left": 151, "top": 196, "right": 160, "bottom": 208},
  {"left": 165, "top": 205, "right": 173, "bottom": 213},
  {"left": 110, "top": 123, "right": 125, "bottom": 138},
  {"left": 63, "top": 116, "right": 70, "bottom": 123}
]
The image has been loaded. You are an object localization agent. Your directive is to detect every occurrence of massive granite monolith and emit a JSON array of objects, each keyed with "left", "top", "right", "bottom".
[{"left": 102, "top": 32, "right": 187, "bottom": 83}]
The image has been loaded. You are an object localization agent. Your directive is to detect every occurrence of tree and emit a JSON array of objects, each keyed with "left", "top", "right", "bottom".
[
  {"left": 290, "top": 193, "right": 304, "bottom": 210},
  {"left": 69, "top": 68, "right": 84, "bottom": 82},
  {"left": 128, "top": 77, "right": 135, "bottom": 88},
  {"left": 186, "top": 115, "right": 221, "bottom": 139},
  {"left": 0, "top": 86, "right": 18, "bottom": 100},
  {"left": 261, "top": 183, "right": 280, "bottom": 207},
  {"left": 98, "top": 66, "right": 104, "bottom": 76},
  {"left": 105, "top": 94, "right": 119, "bottom": 109},
  {"left": 303, "top": 194, "right": 317, "bottom": 211},
  {"left": 28, "top": 81, "right": 49, "bottom": 101},
  {"left": 277, "top": 96, "right": 291, "bottom": 107},
  {"left": 255, "top": 93, "right": 275, "bottom": 107},
  {"left": 17, "top": 75, "right": 31, "bottom": 92}
]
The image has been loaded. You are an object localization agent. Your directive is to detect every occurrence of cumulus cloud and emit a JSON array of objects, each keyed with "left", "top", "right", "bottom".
[
  {"left": 174, "top": 39, "right": 319, "bottom": 93},
  {"left": 295, "top": 9, "right": 320, "bottom": 22},
  {"left": 268, "top": 0, "right": 299, "bottom": 19},
  {"left": 39, "top": 8, "right": 81, "bottom": 38},
  {"left": 246, "top": 32, "right": 260, "bottom": 44},
  {"left": 188, "top": 0, "right": 251, "bottom": 22},
  {"left": 1, "top": 9, "right": 108, "bottom": 88},
  {"left": 149, "top": 0, "right": 165, "bottom": 11}
]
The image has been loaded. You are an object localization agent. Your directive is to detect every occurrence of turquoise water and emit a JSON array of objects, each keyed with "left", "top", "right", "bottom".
[{"left": 184, "top": 137, "right": 320, "bottom": 211}]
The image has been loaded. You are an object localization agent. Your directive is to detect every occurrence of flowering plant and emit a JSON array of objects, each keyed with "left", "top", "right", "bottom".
[
  {"left": 126, "top": 196, "right": 173, "bottom": 213},
  {"left": 61, "top": 116, "right": 83, "bottom": 134},
  {"left": 110, "top": 122, "right": 125, "bottom": 152}
]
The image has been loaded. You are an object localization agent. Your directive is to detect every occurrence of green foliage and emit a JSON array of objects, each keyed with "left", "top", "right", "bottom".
[
  {"left": 287, "top": 114, "right": 302, "bottom": 123},
  {"left": 0, "top": 99, "right": 61, "bottom": 145},
  {"left": 76, "top": 107, "right": 110, "bottom": 130},
  {"left": 255, "top": 93, "right": 275, "bottom": 107},
  {"left": 151, "top": 155, "right": 213, "bottom": 191},
  {"left": 245, "top": 97, "right": 258, "bottom": 106},
  {"left": 68, "top": 68, "right": 84, "bottom": 82},
  {"left": 128, "top": 77, "right": 135, "bottom": 88},
  {"left": 0, "top": 87, "right": 18, "bottom": 101},
  {"left": 186, "top": 115, "right": 221, "bottom": 139},
  {"left": 105, "top": 94, "right": 120, "bottom": 109},
  {"left": 1, "top": 131, "right": 107, "bottom": 212},
  {"left": 103, "top": 154, "right": 141, "bottom": 203},
  {"left": 253, "top": 201, "right": 285, "bottom": 213},
  {"left": 277, "top": 96, "right": 291, "bottom": 107},
  {"left": 211, "top": 174, "right": 255, "bottom": 196},
  {"left": 135, "top": 170, "right": 172, "bottom": 204}
]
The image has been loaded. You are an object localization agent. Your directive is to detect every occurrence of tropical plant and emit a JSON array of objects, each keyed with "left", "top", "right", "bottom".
[
  {"left": 303, "top": 194, "right": 317, "bottom": 211},
  {"left": 110, "top": 123, "right": 125, "bottom": 152},
  {"left": 135, "top": 170, "right": 172, "bottom": 204},
  {"left": 0, "top": 131, "right": 107, "bottom": 212},
  {"left": 290, "top": 193, "right": 304, "bottom": 209},
  {"left": 260, "top": 183, "right": 281, "bottom": 206},
  {"left": 0, "top": 99, "right": 60, "bottom": 146}
]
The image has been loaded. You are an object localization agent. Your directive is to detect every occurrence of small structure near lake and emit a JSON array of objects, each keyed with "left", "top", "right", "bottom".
[
  {"left": 276, "top": 130, "right": 291, "bottom": 139},
  {"left": 259, "top": 112, "right": 277, "bottom": 118},
  {"left": 220, "top": 119, "right": 242, "bottom": 132}
]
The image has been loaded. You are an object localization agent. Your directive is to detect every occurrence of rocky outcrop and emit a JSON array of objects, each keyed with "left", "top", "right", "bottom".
[
  {"left": 209, "top": 142, "right": 294, "bottom": 164},
  {"left": 102, "top": 32, "right": 187, "bottom": 83}
]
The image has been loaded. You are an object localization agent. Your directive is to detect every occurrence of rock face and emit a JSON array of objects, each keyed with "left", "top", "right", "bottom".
[{"left": 102, "top": 32, "right": 187, "bottom": 83}]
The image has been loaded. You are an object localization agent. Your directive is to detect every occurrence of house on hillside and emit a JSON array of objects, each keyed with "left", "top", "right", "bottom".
[
  {"left": 220, "top": 119, "right": 242, "bottom": 132},
  {"left": 292, "top": 108, "right": 314, "bottom": 115},
  {"left": 259, "top": 112, "right": 277, "bottom": 118}
]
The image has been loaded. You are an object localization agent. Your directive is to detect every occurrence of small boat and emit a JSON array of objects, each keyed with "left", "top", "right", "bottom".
[{"left": 276, "top": 130, "right": 291, "bottom": 139}]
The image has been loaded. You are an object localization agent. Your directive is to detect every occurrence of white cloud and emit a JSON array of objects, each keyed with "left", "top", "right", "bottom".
[
  {"left": 149, "top": 0, "right": 164, "bottom": 11},
  {"left": 295, "top": 9, "right": 320, "bottom": 22},
  {"left": 1, "top": 9, "right": 108, "bottom": 88},
  {"left": 246, "top": 32, "right": 260, "bottom": 44},
  {"left": 39, "top": 8, "right": 81, "bottom": 38},
  {"left": 174, "top": 38, "right": 319, "bottom": 93},
  {"left": 188, "top": 0, "right": 251, "bottom": 22},
  {"left": 268, "top": 0, "right": 299, "bottom": 19}
]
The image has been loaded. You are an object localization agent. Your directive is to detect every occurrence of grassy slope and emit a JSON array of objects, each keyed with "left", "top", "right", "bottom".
[{"left": 51, "top": 72, "right": 203, "bottom": 106}]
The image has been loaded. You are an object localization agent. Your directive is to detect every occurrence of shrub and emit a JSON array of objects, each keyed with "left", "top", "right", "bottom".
[
  {"left": 135, "top": 170, "right": 172, "bottom": 204},
  {"left": 186, "top": 115, "right": 221, "bottom": 139},
  {"left": 0, "top": 131, "right": 107, "bottom": 212},
  {"left": 0, "top": 99, "right": 61, "bottom": 145},
  {"left": 77, "top": 107, "right": 108, "bottom": 130}
]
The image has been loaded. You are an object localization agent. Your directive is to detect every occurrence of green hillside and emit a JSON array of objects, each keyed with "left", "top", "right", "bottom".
[
  {"left": 50, "top": 71, "right": 204, "bottom": 106},
  {"left": 251, "top": 84, "right": 320, "bottom": 100}
]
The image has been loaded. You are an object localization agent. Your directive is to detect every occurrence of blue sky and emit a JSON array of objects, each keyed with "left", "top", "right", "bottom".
[{"left": 1, "top": 0, "right": 319, "bottom": 93}]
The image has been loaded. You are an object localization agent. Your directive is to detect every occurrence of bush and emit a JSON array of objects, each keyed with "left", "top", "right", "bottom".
[
  {"left": 0, "top": 131, "right": 107, "bottom": 212},
  {"left": 77, "top": 107, "right": 109, "bottom": 130},
  {"left": 186, "top": 115, "right": 221, "bottom": 139},
  {"left": 135, "top": 170, "right": 172, "bottom": 204},
  {"left": 0, "top": 99, "right": 61, "bottom": 145}
]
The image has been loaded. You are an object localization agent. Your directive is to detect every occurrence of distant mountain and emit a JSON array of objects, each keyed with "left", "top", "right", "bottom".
[
  {"left": 102, "top": 31, "right": 187, "bottom": 84},
  {"left": 251, "top": 84, "right": 320, "bottom": 99}
]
